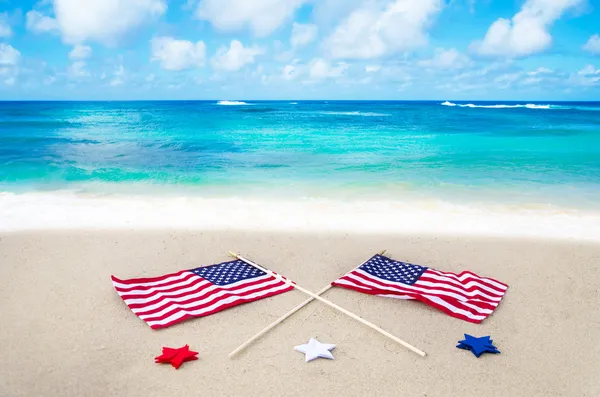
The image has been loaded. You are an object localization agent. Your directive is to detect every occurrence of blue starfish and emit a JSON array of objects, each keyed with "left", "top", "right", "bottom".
[{"left": 457, "top": 334, "right": 500, "bottom": 358}]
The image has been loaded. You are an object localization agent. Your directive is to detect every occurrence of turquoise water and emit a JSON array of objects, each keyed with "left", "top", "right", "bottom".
[{"left": 1, "top": 100, "right": 600, "bottom": 208}]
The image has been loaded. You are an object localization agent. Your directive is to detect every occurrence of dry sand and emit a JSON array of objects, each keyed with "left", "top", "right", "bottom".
[{"left": 1, "top": 230, "right": 599, "bottom": 396}]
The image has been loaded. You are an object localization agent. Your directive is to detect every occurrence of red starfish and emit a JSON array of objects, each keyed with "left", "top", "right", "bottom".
[{"left": 155, "top": 345, "right": 198, "bottom": 369}]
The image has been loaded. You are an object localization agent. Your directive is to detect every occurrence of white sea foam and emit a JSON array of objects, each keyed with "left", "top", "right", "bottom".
[
  {"left": 1, "top": 191, "right": 600, "bottom": 241},
  {"left": 319, "top": 111, "right": 391, "bottom": 117},
  {"left": 441, "top": 101, "right": 551, "bottom": 109},
  {"left": 216, "top": 100, "right": 250, "bottom": 106}
]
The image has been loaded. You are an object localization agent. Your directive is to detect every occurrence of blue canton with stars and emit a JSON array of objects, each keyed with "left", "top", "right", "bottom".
[
  {"left": 191, "top": 260, "right": 266, "bottom": 286},
  {"left": 358, "top": 255, "right": 428, "bottom": 285}
]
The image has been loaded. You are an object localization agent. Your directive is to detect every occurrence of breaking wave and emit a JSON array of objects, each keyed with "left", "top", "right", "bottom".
[
  {"left": 441, "top": 101, "right": 551, "bottom": 109},
  {"left": 216, "top": 100, "right": 250, "bottom": 106},
  {"left": 319, "top": 111, "right": 391, "bottom": 117}
]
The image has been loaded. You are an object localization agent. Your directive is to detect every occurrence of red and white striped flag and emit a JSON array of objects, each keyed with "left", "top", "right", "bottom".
[
  {"left": 332, "top": 254, "right": 508, "bottom": 323},
  {"left": 112, "top": 259, "right": 294, "bottom": 329}
]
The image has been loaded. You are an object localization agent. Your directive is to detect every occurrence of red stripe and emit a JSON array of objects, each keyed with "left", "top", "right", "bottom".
[
  {"left": 333, "top": 267, "right": 506, "bottom": 322},
  {"left": 143, "top": 281, "right": 290, "bottom": 325},
  {"left": 348, "top": 271, "right": 502, "bottom": 306},
  {"left": 419, "top": 271, "right": 506, "bottom": 297},
  {"left": 337, "top": 273, "right": 496, "bottom": 316},
  {"left": 332, "top": 281, "right": 418, "bottom": 299},
  {"left": 429, "top": 269, "right": 508, "bottom": 289},
  {"left": 334, "top": 281, "right": 487, "bottom": 323},
  {"left": 149, "top": 285, "right": 295, "bottom": 329},
  {"left": 112, "top": 270, "right": 294, "bottom": 328},
  {"left": 360, "top": 269, "right": 503, "bottom": 302},
  {"left": 137, "top": 278, "right": 289, "bottom": 320},
  {"left": 405, "top": 294, "right": 485, "bottom": 324},
  {"left": 123, "top": 278, "right": 213, "bottom": 308},
  {"left": 122, "top": 275, "right": 278, "bottom": 309},
  {"left": 111, "top": 271, "right": 187, "bottom": 285},
  {"left": 114, "top": 272, "right": 200, "bottom": 294},
  {"left": 382, "top": 288, "right": 492, "bottom": 319}
]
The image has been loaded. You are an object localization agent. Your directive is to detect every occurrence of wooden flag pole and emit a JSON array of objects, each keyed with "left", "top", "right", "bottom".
[
  {"left": 229, "top": 251, "right": 427, "bottom": 358},
  {"left": 228, "top": 250, "right": 387, "bottom": 358}
]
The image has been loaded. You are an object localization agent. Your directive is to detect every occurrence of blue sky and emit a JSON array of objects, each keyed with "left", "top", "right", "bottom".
[{"left": 1, "top": 0, "right": 600, "bottom": 100}]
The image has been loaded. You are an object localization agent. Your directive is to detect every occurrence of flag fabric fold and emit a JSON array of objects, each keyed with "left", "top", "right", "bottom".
[
  {"left": 112, "top": 259, "right": 294, "bottom": 329},
  {"left": 332, "top": 254, "right": 508, "bottom": 323}
]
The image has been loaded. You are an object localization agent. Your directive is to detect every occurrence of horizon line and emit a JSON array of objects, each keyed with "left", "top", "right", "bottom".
[{"left": 1, "top": 99, "right": 600, "bottom": 103}]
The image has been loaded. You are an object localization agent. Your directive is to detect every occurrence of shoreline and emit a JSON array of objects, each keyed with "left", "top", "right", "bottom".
[
  {"left": 2, "top": 191, "right": 600, "bottom": 241},
  {"left": 1, "top": 230, "right": 599, "bottom": 396}
]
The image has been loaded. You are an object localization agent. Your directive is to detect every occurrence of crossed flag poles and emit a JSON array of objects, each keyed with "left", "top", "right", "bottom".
[
  {"left": 113, "top": 250, "right": 506, "bottom": 358},
  {"left": 227, "top": 251, "right": 427, "bottom": 358}
]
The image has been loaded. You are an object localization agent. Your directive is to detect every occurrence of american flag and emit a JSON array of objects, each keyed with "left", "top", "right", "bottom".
[
  {"left": 112, "top": 259, "right": 294, "bottom": 329},
  {"left": 332, "top": 254, "right": 508, "bottom": 323}
]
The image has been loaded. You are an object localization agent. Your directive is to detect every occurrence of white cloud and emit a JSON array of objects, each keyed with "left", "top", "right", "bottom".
[
  {"left": 571, "top": 64, "right": 600, "bottom": 86},
  {"left": 290, "top": 22, "right": 318, "bottom": 48},
  {"left": 472, "top": 0, "right": 584, "bottom": 57},
  {"left": 365, "top": 65, "right": 381, "bottom": 73},
  {"left": 419, "top": 48, "right": 471, "bottom": 69},
  {"left": 69, "top": 44, "right": 92, "bottom": 60},
  {"left": 67, "top": 61, "right": 90, "bottom": 79},
  {"left": 211, "top": 40, "right": 265, "bottom": 71},
  {"left": 282, "top": 64, "right": 298, "bottom": 80},
  {"left": 2, "top": 76, "right": 16, "bottom": 86},
  {"left": 308, "top": 58, "right": 348, "bottom": 79},
  {"left": 109, "top": 64, "right": 125, "bottom": 86},
  {"left": 0, "top": 43, "right": 20, "bottom": 86},
  {"left": 494, "top": 72, "right": 522, "bottom": 85},
  {"left": 43, "top": 75, "right": 57, "bottom": 85},
  {"left": 151, "top": 36, "right": 206, "bottom": 71},
  {"left": 527, "top": 67, "right": 553, "bottom": 76},
  {"left": 0, "top": 13, "right": 12, "bottom": 38},
  {"left": 311, "top": 0, "right": 364, "bottom": 27},
  {"left": 323, "top": 0, "right": 443, "bottom": 60},
  {"left": 467, "top": 0, "right": 476, "bottom": 13},
  {"left": 583, "top": 34, "right": 600, "bottom": 55},
  {"left": 196, "top": 0, "right": 308, "bottom": 37},
  {"left": 26, "top": 10, "right": 60, "bottom": 34},
  {"left": 0, "top": 43, "right": 20, "bottom": 66},
  {"left": 48, "top": 0, "right": 166, "bottom": 45},
  {"left": 579, "top": 65, "right": 599, "bottom": 75},
  {"left": 272, "top": 40, "right": 294, "bottom": 62}
]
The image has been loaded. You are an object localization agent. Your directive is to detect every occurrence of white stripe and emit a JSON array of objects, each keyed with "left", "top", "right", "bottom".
[
  {"left": 375, "top": 293, "right": 415, "bottom": 300},
  {"left": 428, "top": 269, "right": 507, "bottom": 291},
  {"left": 377, "top": 289, "right": 496, "bottom": 312},
  {"left": 345, "top": 272, "right": 494, "bottom": 314},
  {"left": 146, "top": 283, "right": 292, "bottom": 327},
  {"left": 421, "top": 271, "right": 506, "bottom": 297},
  {"left": 118, "top": 273, "right": 273, "bottom": 304},
  {"left": 420, "top": 294, "right": 486, "bottom": 321},
  {"left": 333, "top": 279, "right": 375, "bottom": 291},
  {"left": 114, "top": 274, "right": 205, "bottom": 296},
  {"left": 138, "top": 277, "right": 283, "bottom": 319},
  {"left": 112, "top": 272, "right": 189, "bottom": 288},
  {"left": 413, "top": 278, "right": 503, "bottom": 302},
  {"left": 374, "top": 292, "right": 492, "bottom": 315},
  {"left": 459, "top": 300, "right": 494, "bottom": 314},
  {"left": 354, "top": 269, "right": 502, "bottom": 303},
  {"left": 348, "top": 271, "right": 470, "bottom": 302},
  {"left": 121, "top": 279, "right": 211, "bottom": 305}
]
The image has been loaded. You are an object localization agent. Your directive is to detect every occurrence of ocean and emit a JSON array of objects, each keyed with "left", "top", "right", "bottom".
[{"left": 2, "top": 100, "right": 600, "bottom": 237}]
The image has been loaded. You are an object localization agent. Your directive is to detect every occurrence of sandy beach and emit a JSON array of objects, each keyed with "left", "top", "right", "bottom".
[{"left": 1, "top": 230, "right": 599, "bottom": 396}]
